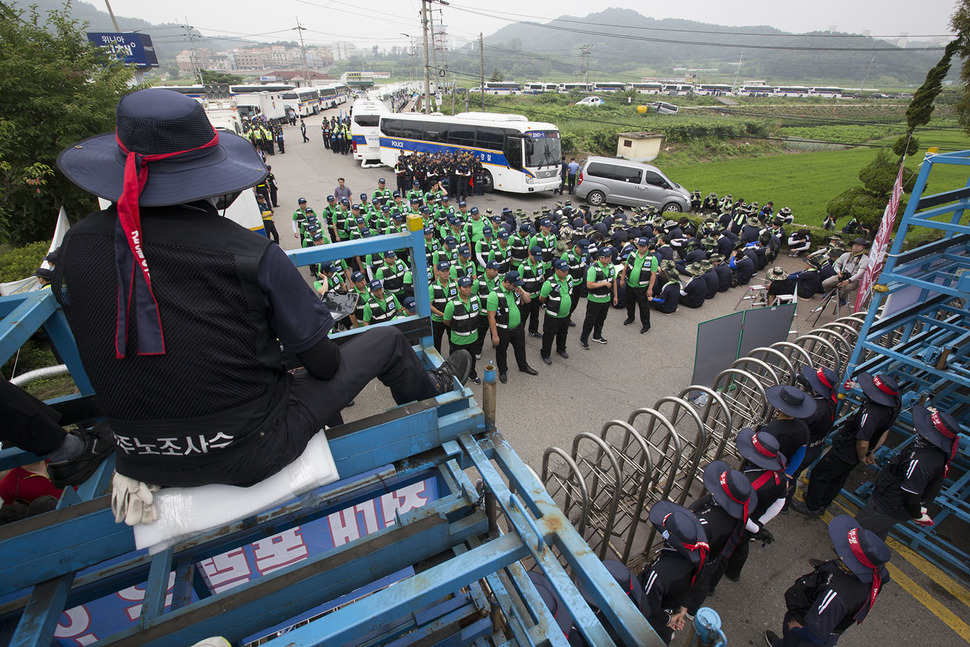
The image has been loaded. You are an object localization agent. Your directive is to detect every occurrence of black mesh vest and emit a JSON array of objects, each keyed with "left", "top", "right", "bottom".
[{"left": 55, "top": 205, "right": 286, "bottom": 473}]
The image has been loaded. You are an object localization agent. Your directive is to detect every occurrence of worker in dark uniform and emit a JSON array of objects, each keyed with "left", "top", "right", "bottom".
[
  {"left": 698, "top": 260, "right": 718, "bottom": 300},
  {"left": 793, "top": 372, "right": 901, "bottom": 518},
  {"left": 709, "top": 429, "right": 786, "bottom": 593},
  {"left": 538, "top": 259, "right": 574, "bottom": 364},
  {"left": 637, "top": 501, "right": 710, "bottom": 644},
  {"left": 761, "top": 384, "right": 816, "bottom": 474},
  {"left": 688, "top": 461, "right": 757, "bottom": 604},
  {"left": 785, "top": 366, "right": 839, "bottom": 510},
  {"left": 730, "top": 243, "right": 756, "bottom": 286},
  {"left": 620, "top": 237, "right": 657, "bottom": 334},
  {"left": 650, "top": 263, "right": 681, "bottom": 314},
  {"left": 709, "top": 254, "right": 731, "bottom": 292},
  {"left": 766, "top": 515, "right": 890, "bottom": 647},
  {"left": 580, "top": 247, "right": 617, "bottom": 349},
  {"left": 679, "top": 262, "right": 707, "bottom": 309},
  {"left": 486, "top": 270, "right": 538, "bottom": 384},
  {"left": 766, "top": 266, "right": 795, "bottom": 307},
  {"left": 855, "top": 405, "right": 960, "bottom": 539}
]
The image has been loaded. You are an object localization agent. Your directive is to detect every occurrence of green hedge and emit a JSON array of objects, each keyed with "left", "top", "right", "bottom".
[{"left": 0, "top": 241, "right": 48, "bottom": 283}]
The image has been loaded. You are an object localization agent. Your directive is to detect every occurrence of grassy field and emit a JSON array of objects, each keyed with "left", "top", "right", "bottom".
[{"left": 660, "top": 127, "right": 970, "bottom": 227}]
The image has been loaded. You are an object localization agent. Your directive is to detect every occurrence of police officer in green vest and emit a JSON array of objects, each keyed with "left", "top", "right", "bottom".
[
  {"left": 562, "top": 238, "right": 590, "bottom": 323},
  {"left": 451, "top": 246, "right": 478, "bottom": 282},
  {"left": 429, "top": 261, "right": 457, "bottom": 353},
  {"left": 487, "top": 270, "right": 539, "bottom": 384},
  {"left": 292, "top": 197, "right": 311, "bottom": 240},
  {"left": 529, "top": 217, "right": 557, "bottom": 277},
  {"left": 620, "top": 237, "right": 658, "bottom": 334},
  {"left": 475, "top": 260, "right": 502, "bottom": 354},
  {"left": 373, "top": 178, "right": 392, "bottom": 206},
  {"left": 362, "top": 279, "right": 401, "bottom": 326},
  {"left": 580, "top": 247, "right": 617, "bottom": 350},
  {"left": 518, "top": 246, "right": 545, "bottom": 338},
  {"left": 348, "top": 271, "right": 370, "bottom": 328},
  {"left": 489, "top": 230, "right": 513, "bottom": 273},
  {"left": 443, "top": 275, "right": 482, "bottom": 384},
  {"left": 539, "top": 258, "right": 575, "bottom": 364},
  {"left": 375, "top": 251, "right": 409, "bottom": 302}
]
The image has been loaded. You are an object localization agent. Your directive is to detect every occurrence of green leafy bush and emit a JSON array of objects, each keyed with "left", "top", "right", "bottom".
[{"left": 0, "top": 240, "right": 47, "bottom": 283}]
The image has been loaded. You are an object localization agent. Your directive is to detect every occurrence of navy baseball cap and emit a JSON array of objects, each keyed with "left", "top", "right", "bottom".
[
  {"left": 392, "top": 190, "right": 401, "bottom": 197},
  {"left": 498, "top": 231, "right": 510, "bottom": 240},
  {"left": 351, "top": 271, "right": 365, "bottom": 283},
  {"left": 458, "top": 201, "right": 466, "bottom": 207},
  {"left": 340, "top": 198, "right": 350, "bottom": 206},
  {"left": 384, "top": 250, "right": 396, "bottom": 258},
  {"left": 436, "top": 260, "right": 452, "bottom": 271},
  {"left": 445, "top": 236, "right": 457, "bottom": 246},
  {"left": 378, "top": 177, "right": 386, "bottom": 183},
  {"left": 382, "top": 205, "right": 391, "bottom": 212},
  {"left": 553, "top": 258, "right": 569, "bottom": 271},
  {"left": 576, "top": 238, "right": 590, "bottom": 248},
  {"left": 485, "top": 260, "right": 500, "bottom": 270},
  {"left": 456, "top": 275, "right": 472, "bottom": 287},
  {"left": 320, "top": 261, "right": 335, "bottom": 273},
  {"left": 368, "top": 279, "right": 383, "bottom": 291},
  {"left": 540, "top": 218, "right": 552, "bottom": 227},
  {"left": 311, "top": 231, "right": 323, "bottom": 242},
  {"left": 326, "top": 195, "right": 335, "bottom": 201},
  {"left": 598, "top": 247, "right": 613, "bottom": 257},
  {"left": 637, "top": 237, "right": 650, "bottom": 246},
  {"left": 352, "top": 203, "right": 361, "bottom": 211},
  {"left": 403, "top": 296, "right": 416, "bottom": 311},
  {"left": 458, "top": 246, "right": 471, "bottom": 256},
  {"left": 529, "top": 245, "right": 542, "bottom": 256},
  {"left": 519, "top": 223, "right": 530, "bottom": 232},
  {"left": 298, "top": 197, "right": 307, "bottom": 204},
  {"left": 359, "top": 192, "right": 368, "bottom": 200},
  {"left": 483, "top": 226, "right": 493, "bottom": 235},
  {"left": 359, "top": 227, "right": 371, "bottom": 237},
  {"left": 504, "top": 270, "right": 524, "bottom": 286},
  {"left": 470, "top": 207, "right": 479, "bottom": 215}
]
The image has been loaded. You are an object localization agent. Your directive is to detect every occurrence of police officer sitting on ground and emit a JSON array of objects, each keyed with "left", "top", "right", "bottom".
[
  {"left": 52, "top": 89, "right": 472, "bottom": 522},
  {"left": 766, "top": 515, "right": 890, "bottom": 647},
  {"left": 855, "top": 405, "right": 960, "bottom": 539}
]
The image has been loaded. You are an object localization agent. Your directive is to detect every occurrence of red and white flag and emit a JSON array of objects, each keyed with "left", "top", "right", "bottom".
[{"left": 855, "top": 161, "right": 906, "bottom": 312}]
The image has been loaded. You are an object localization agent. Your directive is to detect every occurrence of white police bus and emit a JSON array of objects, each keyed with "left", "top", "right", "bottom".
[
  {"left": 378, "top": 112, "right": 562, "bottom": 193},
  {"left": 351, "top": 99, "right": 390, "bottom": 167},
  {"left": 282, "top": 87, "right": 321, "bottom": 116}
]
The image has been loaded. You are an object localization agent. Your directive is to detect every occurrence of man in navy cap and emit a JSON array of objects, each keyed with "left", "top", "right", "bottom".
[
  {"left": 539, "top": 258, "right": 575, "bottom": 364},
  {"left": 51, "top": 89, "right": 473, "bottom": 496},
  {"left": 486, "top": 270, "right": 538, "bottom": 383},
  {"left": 362, "top": 279, "right": 401, "bottom": 325},
  {"left": 580, "top": 246, "right": 617, "bottom": 350},
  {"left": 620, "top": 237, "right": 657, "bottom": 334},
  {"left": 517, "top": 246, "right": 546, "bottom": 338},
  {"left": 373, "top": 178, "right": 392, "bottom": 205},
  {"left": 444, "top": 275, "right": 482, "bottom": 384},
  {"left": 428, "top": 261, "right": 457, "bottom": 353},
  {"left": 855, "top": 405, "right": 960, "bottom": 539},
  {"left": 766, "top": 515, "right": 890, "bottom": 646},
  {"left": 562, "top": 238, "right": 590, "bottom": 324},
  {"left": 794, "top": 372, "right": 901, "bottom": 518},
  {"left": 638, "top": 501, "right": 710, "bottom": 644},
  {"left": 530, "top": 217, "right": 557, "bottom": 276}
]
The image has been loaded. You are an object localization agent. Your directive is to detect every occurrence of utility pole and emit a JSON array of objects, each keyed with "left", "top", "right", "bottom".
[
  {"left": 860, "top": 55, "right": 875, "bottom": 93},
  {"left": 184, "top": 18, "right": 203, "bottom": 85},
  {"left": 580, "top": 44, "right": 591, "bottom": 88},
  {"left": 294, "top": 18, "right": 312, "bottom": 88},
  {"left": 451, "top": 72, "right": 456, "bottom": 115},
  {"left": 103, "top": 0, "right": 120, "bottom": 31},
  {"left": 732, "top": 50, "right": 744, "bottom": 91},
  {"left": 479, "top": 33, "right": 485, "bottom": 110},
  {"left": 420, "top": 0, "right": 432, "bottom": 114},
  {"left": 429, "top": 6, "right": 438, "bottom": 81}
]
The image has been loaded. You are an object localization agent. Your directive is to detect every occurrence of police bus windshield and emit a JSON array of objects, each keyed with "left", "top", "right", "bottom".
[{"left": 525, "top": 131, "right": 561, "bottom": 169}]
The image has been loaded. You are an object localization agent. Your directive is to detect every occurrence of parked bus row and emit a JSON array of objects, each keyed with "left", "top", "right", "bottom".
[
  {"left": 472, "top": 81, "right": 897, "bottom": 99},
  {"left": 153, "top": 83, "right": 351, "bottom": 119}
]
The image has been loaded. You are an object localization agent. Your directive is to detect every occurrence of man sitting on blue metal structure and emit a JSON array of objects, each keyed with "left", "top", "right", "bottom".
[{"left": 51, "top": 89, "right": 471, "bottom": 503}]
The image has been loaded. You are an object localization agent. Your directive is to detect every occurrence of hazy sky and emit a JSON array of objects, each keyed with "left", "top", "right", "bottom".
[{"left": 99, "top": 0, "right": 960, "bottom": 48}]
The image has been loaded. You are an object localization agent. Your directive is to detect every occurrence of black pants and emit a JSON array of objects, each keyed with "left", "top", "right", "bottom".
[
  {"left": 0, "top": 380, "right": 66, "bottom": 456},
  {"left": 263, "top": 219, "right": 280, "bottom": 244},
  {"left": 448, "top": 337, "right": 479, "bottom": 378},
  {"left": 270, "top": 187, "right": 279, "bottom": 207},
  {"left": 569, "top": 286, "right": 585, "bottom": 319},
  {"left": 856, "top": 497, "right": 904, "bottom": 540},
  {"left": 625, "top": 285, "right": 651, "bottom": 329},
  {"left": 540, "top": 313, "right": 570, "bottom": 358},
  {"left": 130, "top": 327, "right": 439, "bottom": 488},
  {"left": 567, "top": 175, "right": 577, "bottom": 194},
  {"left": 432, "top": 319, "right": 448, "bottom": 354},
  {"left": 804, "top": 452, "right": 857, "bottom": 511},
  {"left": 520, "top": 297, "right": 541, "bottom": 335},
  {"left": 581, "top": 300, "right": 609, "bottom": 343},
  {"left": 495, "top": 325, "right": 528, "bottom": 373},
  {"left": 709, "top": 531, "right": 751, "bottom": 589},
  {"left": 397, "top": 175, "right": 408, "bottom": 194}
]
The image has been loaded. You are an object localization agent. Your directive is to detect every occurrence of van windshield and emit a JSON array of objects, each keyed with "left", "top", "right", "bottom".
[{"left": 524, "top": 131, "right": 561, "bottom": 169}]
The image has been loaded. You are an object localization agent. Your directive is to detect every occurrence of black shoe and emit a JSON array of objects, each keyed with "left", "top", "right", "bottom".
[
  {"left": 48, "top": 421, "right": 115, "bottom": 489},
  {"left": 809, "top": 558, "right": 825, "bottom": 569},
  {"left": 528, "top": 331, "right": 541, "bottom": 338},
  {"left": 347, "top": 399, "right": 355, "bottom": 407},
  {"left": 557, "top": 350, "right": 569, "bottom": 359},
  {"left": 499, "top": 372, "right": 508, "bottom": 384},
  {"left": 623, "top": 317, "right": 634, "bottom": 325},
  {"left": 789, "top": 499, "right": 822, "bottom": 519},
  {"left": 520, "top": 366, "right": 538, "bottom": 375},
  {"left": 471, "top": 375, "right": 481, "bottom": 385},
  {"left": 640, "top": 326, "right": 650, "bottom": 334},
  {"left": 568, "top": 321, "right": 576, "bottom": 327},
  {"left": 543, "top": 356, "right": 553, "bottom": 365},
  {"left": 764, "top": 630, "right": 780, "bottom": 647},
  {"left": 592, "top": 337, "right": 607, "bottom": 344},
  {"left": 581, "top": 341, "right": 590, "bottom": 350},
  {"left": 429, "top": 349, "right": 472, "bottom": 393}
]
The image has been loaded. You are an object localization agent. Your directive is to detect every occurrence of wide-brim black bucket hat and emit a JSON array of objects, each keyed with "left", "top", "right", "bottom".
[{"left": 57, "top": 88, "right": 267, "bottom": 206}]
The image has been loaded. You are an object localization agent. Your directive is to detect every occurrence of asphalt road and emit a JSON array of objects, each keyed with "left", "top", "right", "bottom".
[{"left": 265, "top": 106, "right": 968, "bottom": 647}]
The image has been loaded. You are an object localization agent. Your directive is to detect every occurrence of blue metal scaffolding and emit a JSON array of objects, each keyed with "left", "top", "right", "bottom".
[
  {"left": 840, "top": 148, "right": 970, "bottom": 580},
  {"left": 0, "top": 217, "right": 662, "bottom": 646}
]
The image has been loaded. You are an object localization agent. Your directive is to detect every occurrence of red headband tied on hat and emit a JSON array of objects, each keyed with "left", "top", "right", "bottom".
[
  {"left": 113, "top": 129, "right": 220, "bottom": 358},
  {"left": 871, "top": 375, "right": 898, "bottom": 397},
  {"left": 930, "top": 411, "right": 960, "bottom": 477},
  {"left": 719, "top": 471, "right": 749, "bottom": 524},
  {"left": 817, "top": 368, "right": 838, "bottom": 410},
  {"left": 847, "top": 528, "right": 881, "bottom": 623}
]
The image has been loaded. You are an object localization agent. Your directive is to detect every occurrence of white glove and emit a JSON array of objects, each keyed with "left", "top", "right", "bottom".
[{"left": 111, "top": 472, "right": 160, "bottom": 526}]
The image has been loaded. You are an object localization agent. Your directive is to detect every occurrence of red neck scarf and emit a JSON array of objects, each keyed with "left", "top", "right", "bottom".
[
  {"left": 847, "top": 528, "right": 881, "bottom": 623},
  {"left": 929, "top": 411, "right": 960, "bottom": 478},
  {"left": 816, "top": 368, "right": 838, "bottom": 413},
  {"left": 113, "top": 130, "right": 219, "bottom": 357}
]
